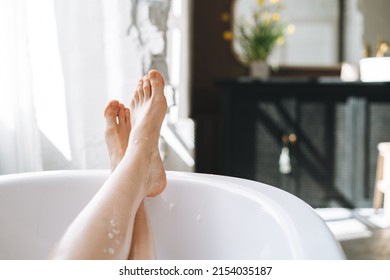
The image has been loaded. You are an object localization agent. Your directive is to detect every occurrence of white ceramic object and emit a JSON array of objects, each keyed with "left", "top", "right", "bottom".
[
  {"left": 360, "top": 57, "right": 390, "bottom": 82},
  {"left": 249, "top": 60, "right": 270, "bottom": 80},
  {"left": 0, "top": 170, "right": 344, "bottom": 259}
]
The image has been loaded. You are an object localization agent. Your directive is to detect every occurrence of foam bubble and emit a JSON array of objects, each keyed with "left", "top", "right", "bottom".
[{"left": 107, "top": 248, "right": 115, "bottom": 255}]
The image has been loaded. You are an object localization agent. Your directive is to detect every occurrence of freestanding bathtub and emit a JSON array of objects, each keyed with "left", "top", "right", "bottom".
[{"left": 0, "top": 170, "right": 344, "bottom": 259}]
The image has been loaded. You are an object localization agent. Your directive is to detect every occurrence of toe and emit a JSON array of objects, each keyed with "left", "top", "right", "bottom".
[
  {"left": 148, "top": 70, "right": 165, "bottom": 93},
  {"left": 148, "top": 69, "right": 158, "bottom": 79},
  {"left": 143, "top": 75, "right": 151, "bottom": 100},
  {"left": 137, "top": 79, "right": 144, "bottom": 101},
  {"left": 133, "top": 89, "right": 140, "bottom": 105},
  {"left": 104, "top": 100, "right": 119, "bottom": 127},
  {"left": 130, "top": 98, "right": 136, "bottom": 111},
  {"left": 118, "top": 103, "right": 126, "bottom": 125},
  {"left": 125, "top": 108, "right": 131, "bottom": 128}
]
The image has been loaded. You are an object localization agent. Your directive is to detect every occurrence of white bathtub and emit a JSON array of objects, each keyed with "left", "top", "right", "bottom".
[{"left": 0, "top": 170, "right": 344, "bottom": 260}]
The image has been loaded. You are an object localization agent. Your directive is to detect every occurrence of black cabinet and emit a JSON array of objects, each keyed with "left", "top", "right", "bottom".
[{"left": 217, "top": 79, "right": 390, "bottom": 207}]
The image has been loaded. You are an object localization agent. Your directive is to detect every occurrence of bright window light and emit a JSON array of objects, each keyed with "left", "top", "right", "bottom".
[
  {"left": 26, "top": 0, "right": 72, "bottom": 160},
  {"left": 0, "top": 83, "right": 15, "bottom": 130},
  {"left": 171, "top": 28, "right": 181, "bottom": 87},
  {"left": 0, "top": 1, "right": 16, "bottom": 130},
  {"left": 161, "top": 122, "right": 195, "bottom": 167},
  {"left": 172, "top": 0, "right": 182, "bottom": 17}
]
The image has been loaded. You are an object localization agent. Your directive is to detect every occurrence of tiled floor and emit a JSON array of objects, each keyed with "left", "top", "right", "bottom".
[
  {"left": 340, "top": 227, "right": 390, "bottom": 260},
  {"left": 315, "top": 208, "right": 390, "bottom": 260}
]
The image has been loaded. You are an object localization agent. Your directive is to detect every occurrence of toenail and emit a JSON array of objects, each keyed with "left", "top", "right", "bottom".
[
  {"left": 111, "top": 102, "right": 119, "bottom": 109},
  {"left": 149, "top": 71, "right": 156, "bottom": 79}
]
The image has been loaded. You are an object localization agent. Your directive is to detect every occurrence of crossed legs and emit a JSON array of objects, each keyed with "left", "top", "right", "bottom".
[{"left": 52, "top": 70, "right": 167, "bottom": 259}]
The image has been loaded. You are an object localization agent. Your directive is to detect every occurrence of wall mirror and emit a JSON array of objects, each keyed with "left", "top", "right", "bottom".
[
  {"left": 231, "top": 0, "right": 390, "bottom": 67},
  {"left": 232, "top": 0, "right": 340, "bottom": 66}
]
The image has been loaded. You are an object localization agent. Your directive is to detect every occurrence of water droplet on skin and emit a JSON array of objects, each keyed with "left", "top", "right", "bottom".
[
  {"left": 112, "top": 228, "right": 120, "bottom": 235},
  {"left": 110, "top": 219, "right": 117, "bottom": 227},
  {"left": 196, "top": 214, "right": 201, "bottom": 222},
  {"left": 115, "top": 239, "right": 121, "bottom": 245},
  {"left": 108, "top": 248, "right": 115, "bottom": 255},
  {"left": 108, "top": 232, "right": 114, "bottom": 239},
  {"left": 169, "top": 203, "right": 175, "bottom": 210}
]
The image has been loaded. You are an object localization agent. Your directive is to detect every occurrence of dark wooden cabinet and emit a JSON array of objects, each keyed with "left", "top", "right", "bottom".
[{"left": 217, "top": 79, "right": 390, "bottom": 207}]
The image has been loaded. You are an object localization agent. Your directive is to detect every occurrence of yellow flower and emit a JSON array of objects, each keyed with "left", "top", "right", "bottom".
[
  {"left": 272, "top": 13, "right": 281, "bottom": 21},
  {"left": 276, "top": 36, "right": 285, "bottom": 45},
  {"left": 221, "top": 12, "right": 230, "bottom": 23},
  {"left": 286, "top": 24, "right": 296, "bottom": 34},
  {"left": 223, "top": 31, "right": 233, "bottom": 41},
  {"left": 262, "top": 12, "right": 271, "bottom": 23},
  {"left": 235, "top": 0, "right": 288, "bottom": 62}
]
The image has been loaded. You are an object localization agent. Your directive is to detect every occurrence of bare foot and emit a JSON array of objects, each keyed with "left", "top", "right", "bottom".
[
  {"left": 104, "top": 97, "right": 157, "bottom": 260},
  {"left": 52, "top": 72, "right": 166, "bottom": 260},
  {"left": 104, "top": 100, "right": 131, "bottom": 171},
  {"left": 127, "top": 70, "right": 168, "bottom": 197}
]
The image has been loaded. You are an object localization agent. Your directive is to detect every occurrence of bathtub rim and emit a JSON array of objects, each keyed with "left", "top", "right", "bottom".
[
  {"left": 0, "top": 169, "right": 345, "bottom": 260},
  {"left": 169, "top": 172, "right": 345, "bottom": 260}
]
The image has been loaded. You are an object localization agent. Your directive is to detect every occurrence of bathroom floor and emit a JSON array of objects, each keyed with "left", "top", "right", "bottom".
[
  {"left": 315, "top": 208, "right": 390, "bottom": 260},
  {"left": 340, "top": 227, "right": 390, "bottom": 260}
]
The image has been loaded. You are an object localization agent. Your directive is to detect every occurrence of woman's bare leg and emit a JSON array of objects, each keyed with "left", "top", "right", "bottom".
[
  {"left": 52, "top": 70, "right": 167, "bottom": 259},
  {"left": 104, "top": 87, "right": 156, "bottom": 259},
  {"left": 128, "top": 201, "right": 156, "bottom": 259}
]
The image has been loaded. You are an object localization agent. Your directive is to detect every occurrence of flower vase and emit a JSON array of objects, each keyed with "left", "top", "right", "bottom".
[{"left": 249, "top": 60, "right": 270, "bottom": 80}]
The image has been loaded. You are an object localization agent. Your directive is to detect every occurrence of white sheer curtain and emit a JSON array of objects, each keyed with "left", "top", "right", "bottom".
[
  {"left": 0, "top": 0, "right": 193, "bottom": 175},
  {"left": 0, "top": 0, "right": 43, "bottom": 174},
  {"left": 0, "top": 0, "right": 143, "bottom": 174},
  {"left": 53, "top": 0, "right": 143, "bottom": 170}
]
